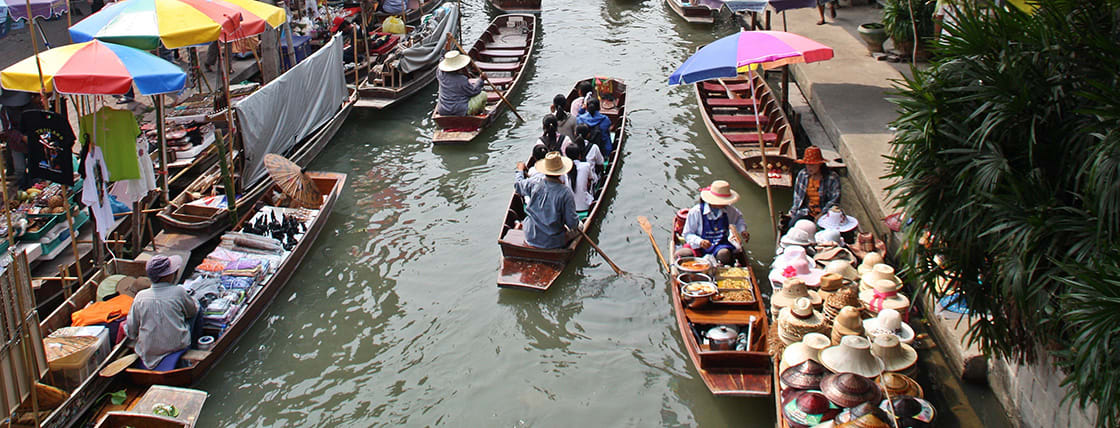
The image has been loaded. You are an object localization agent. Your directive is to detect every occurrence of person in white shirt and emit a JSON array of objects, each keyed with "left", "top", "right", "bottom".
[
  {"left": 673, "top": 180, "right": 750, "bottom": 265},
  {"left": 564, "top": 145, "right": 597, "bottom": 213}
]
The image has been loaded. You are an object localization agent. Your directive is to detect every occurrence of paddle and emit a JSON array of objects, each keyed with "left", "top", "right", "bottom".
[
  {"left": 576, "top": 228, "right": 625, "bottom": 275},
  {"left": 446, "top": 33, "right": 526, "bottom": 123},
  {"left": 99, "top": 354, "right": 138, "bottom": 378},
  {"left": 637, "top": 216, "right": 670, "bottom": 272}
]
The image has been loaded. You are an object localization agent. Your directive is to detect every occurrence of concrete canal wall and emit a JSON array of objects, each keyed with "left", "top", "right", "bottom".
[{"left": 779, "top": 5, "right": 1098, "bottom": 428}]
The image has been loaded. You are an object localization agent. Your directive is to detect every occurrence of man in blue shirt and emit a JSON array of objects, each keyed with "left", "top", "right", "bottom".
[
  {"left": 436, "top": 51, "right": 486, "bottom": 116},
  {"left": 514, "top": 152, "right": 579, "bottom": 249}
]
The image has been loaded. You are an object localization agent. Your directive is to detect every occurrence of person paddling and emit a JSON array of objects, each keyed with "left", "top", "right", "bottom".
[
  {"left": 674, "top": 180, "right": 750, "bottom": 265},
  {"left": 436, "top": 51, "right": 486, "bottom": 117},
  {"left": 515, "top": 152, "right": 579, "bottom": 249}
]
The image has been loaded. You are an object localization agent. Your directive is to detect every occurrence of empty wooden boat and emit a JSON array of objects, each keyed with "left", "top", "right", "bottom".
[
  {"left": 431, "top": 14, "right": 536, "bottom": 145},
  {"left": 695, "top": 72, "right": 797, "bottom": 188},
  {"left": 489, "top": 0, "right": 541, "bottom": 14},
  {"left": 666, "top": 0, "right": 721, "bottom": 24},
  {"left": 497, "top": 77, "right": 628, "bottom": 291},
  {"left": 668, "top": 234, "right": 773, "bottom": 396}
]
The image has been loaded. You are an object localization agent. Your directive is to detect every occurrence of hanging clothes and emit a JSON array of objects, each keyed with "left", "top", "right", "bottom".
[
  {"left": 82, "top": 145, "right": 114, "bottom": 238},
  {"left": 20, "top": 109, "right": 76, "bottom": 186},
  {"left": 79, "top": 107, "right": 141, "bottom": 181},
  {"left": 109, "top": 136, "right": 157, "bottom": 205}
]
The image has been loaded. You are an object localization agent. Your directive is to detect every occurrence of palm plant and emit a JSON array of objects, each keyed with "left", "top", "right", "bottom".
[
  {"left": 881, "top": 0, "right": 936, "bottom": 55},
  {"left": 886, "top": 0, "right": 1120, "bottom": 426}
]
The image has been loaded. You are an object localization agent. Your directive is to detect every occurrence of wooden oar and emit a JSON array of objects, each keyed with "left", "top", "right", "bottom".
[
  {"left": 99, "top": 354, "right": 138, "bottom": 378},
  {"left": 446, "top": 33, "right": 526, "bottom": 123},
  {"left": 576, "top": 228, "right": 625, "bottom": 275},
  {"left": 637, "top": 216, "right": 670, "bottom": 272}
]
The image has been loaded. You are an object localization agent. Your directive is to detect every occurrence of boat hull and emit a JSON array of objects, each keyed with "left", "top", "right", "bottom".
[
  {"left": 488, "top": 0, "right": 541, "bottom": 14},
  {"left": 666, "top": 0, "right": 717, "bottom": 24}
]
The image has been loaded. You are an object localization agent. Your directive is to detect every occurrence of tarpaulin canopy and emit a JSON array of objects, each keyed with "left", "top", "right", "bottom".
[
  {"left": 398, "top": 2, "right": 459, "bottom": 73},
  {"left": 0, "top": 39, "right": 187, "bottom": 95},
  {"left": 69, "top": 0, "right": 283, "bottom": 50},
  {"left": 668, "top": 30, "right": 833, "bottom": 85},
  {"left": 236, "top": 34, "right": 346, "bottom": 186},
  {"left": 2, "top": 0, "right": 67, "bottom": 21}
]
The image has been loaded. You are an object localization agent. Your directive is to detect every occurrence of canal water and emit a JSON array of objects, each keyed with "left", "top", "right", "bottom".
[{"left": 196, "top": 0, "right": 1007, "bottom": 426}]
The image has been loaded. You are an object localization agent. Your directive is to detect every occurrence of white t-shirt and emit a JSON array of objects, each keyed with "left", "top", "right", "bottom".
[
  {"left": 82, "top": 145, "right": 115, "bottom": 238},
  {"left": 572, "top": 161, "right": 596, "bottom": 212}
]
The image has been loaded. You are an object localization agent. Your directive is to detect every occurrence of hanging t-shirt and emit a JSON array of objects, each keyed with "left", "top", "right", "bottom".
[
  {"left": 82, "top": 145, "right": 114, "bottom": 238},
  {"left": 79, "top": 107, "right": 141, "bottom": 181},
  {"left": 20, "top": 109, "right": 76, "bottom": 186},
  {"left": 109, "top": 136, "right": 157, "bottom": 205}
]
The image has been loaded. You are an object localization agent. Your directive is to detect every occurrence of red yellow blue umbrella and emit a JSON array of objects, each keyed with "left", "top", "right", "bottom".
[
  {"left": 69, "top": 0, "right": 285, "bottom": 50},
  {"left": 0, "top": 40, "right": 187, "bottom": 95}
]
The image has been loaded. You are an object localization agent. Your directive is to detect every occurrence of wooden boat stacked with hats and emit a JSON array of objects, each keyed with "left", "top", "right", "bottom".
[
  {"left": 694, "top": 72, "right": 797, "bottom": 188},
  {"left": 431, "top": 14, "right": 536, "bottom": 145},
  {"left": 497, "top": 77, "right": 628, "bottom": 291},
  {"left": 488, "top": 0, "right": 541, "bottom": 14},
  {"left": 125, "top": 171, "right": 347, "bottom": 386},
  {"left": 665, "top": 0, "right": 721, "bottom": 24},
  {"left": 666, "top": 231, "right": 773, "bottom": 396}
]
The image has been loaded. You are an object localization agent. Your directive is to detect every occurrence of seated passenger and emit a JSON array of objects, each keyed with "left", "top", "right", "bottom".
[
  {"left": 789, "top": 146, "right": 840, "bottom": 223},
  {"left": 570, "top": 80, "right": 594, "bottom": 116},
  {"left": 514, "top": 152, "right": 579, "bottom": 249},
  {"left": 126, "top": 255, "right": 198, "bottom": 371},
  {"left": 578, "top": 98, "right": 613, "bottom": 156},
  {"left": 552, "top": 94, "right": 577, "bottom": 142},
  {"left": 566, "top": 123, "right": 604, "bottom": 174},
  {"left": 537, "top": 114, "right": 567, "bottom": 153},
  {"left": 565, "top": 145, "right": 597, "bottom": 213},
  {"left": 674, "top": 180, "right": 750, "bottom": 265},
  {"left": 436, "top": 52, "right": 485, "bottom": 117}
]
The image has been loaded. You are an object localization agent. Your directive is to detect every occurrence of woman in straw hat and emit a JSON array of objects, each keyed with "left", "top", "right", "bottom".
[
  {"left": 515, "top": 152, "right": 580, "bottom": 249},
  {"left": 436, "top": 51, "right": 486, "bottom": 117},
  {"left": 788, "top": 146, "right": 841, "bottom": 228},
  {"left": 673, "top": 180, "right": 750, "bottom": 265}
]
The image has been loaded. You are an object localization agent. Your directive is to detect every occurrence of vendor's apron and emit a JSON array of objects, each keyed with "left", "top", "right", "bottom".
[{"left": 696, "top": 203, "right": 734, "bottom": 256}]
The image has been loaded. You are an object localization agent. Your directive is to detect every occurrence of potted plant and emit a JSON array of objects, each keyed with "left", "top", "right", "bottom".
[
  {"left": 858, "top": 23, "right": 889, "bottom": 53},
  {"left": 881, "top": 0, "right": 936, "bottom": 59}
]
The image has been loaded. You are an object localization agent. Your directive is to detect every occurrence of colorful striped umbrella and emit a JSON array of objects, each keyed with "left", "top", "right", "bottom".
[
  {"left": 69, "top": 0, "right": 285, "bottom": 50},
  {"left": 668, "top": 31, "right": 833, "bottom": 85},
  {"left": 2, "top": 0, "right": 68, "bottom": 21},
  {"left": 0, "top": 40, "right": 187, "bottom": 95}
]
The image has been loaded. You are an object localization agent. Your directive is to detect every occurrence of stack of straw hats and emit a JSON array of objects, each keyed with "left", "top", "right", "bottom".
[
  {"left": 824, "top": 286, "right": 862, "bottom": 322},
  {"left": 779, "top": 298, "right": 829, "bottom": 345},
  {"left": 831, "top": 306, "right": 865, "bottom": 346}
]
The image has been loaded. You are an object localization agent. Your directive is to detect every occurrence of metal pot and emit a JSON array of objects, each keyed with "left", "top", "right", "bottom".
[
  {"left": 681, "top": 282, "right": 717, "bottom": 309},
  {"left": 706, "top": 325, "right": 739, "bottom": 351},
  {"left": 677, "top": 272, "right": 712, "bottom": 285}
]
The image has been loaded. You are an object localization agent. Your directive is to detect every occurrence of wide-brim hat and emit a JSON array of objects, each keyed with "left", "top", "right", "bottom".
[
  {"left": 773, "top": 278, "right": 823, "bottom": 308},
  {"left": 781, "top": 228, "right": 815, "bottom": 247},
  {"left": 863, "top": 308, "right": 916, "bottom": 344},
  {"left": 793, "top": 219, "right": 819, "bottom": 237},
  {"left": 783, "top": 390, "right": 841, "bottom": 428},
  {"left": 816, "top": 247, "right": 856, "bottom": 267},
  {"left": 439, "top": 51, "right": 472, "bottom": 72},
  {"left": 815, "top": 229, "right": 845, "bottom": 247},
  {"left": 880, "top": 396, "right": 936, "bottom": 425},
  {"left": 773, "top": 246, "right": 815, "bottom": 272},
  {"left": 781, "top": 359, "right": 834, "bottom": 390},
  {"left": 820, "top": 372, "right": 884, "bottom": 409},
  {"left": 870, "top": 334, "right": 917, "bottom": 372},
  {"left": 145, "top": 254, "right": 183, "bottom": 280},
  {"left": 857, "top": 252, "right": 885, "bottom": 276},
  {"left": 823, "top": 260, "right": 860, "bottom": 282},
  {"left": 781, "top": 342, "right": 818, "bottom": 371},
  {"left": 859, "top": 282, "right": 910, "bottom": 314},
  {"left": 833, "top": 403, "right": 892, "bottom": 428},
  {"left": 117, "top": 276, "right": 151, "bottom": 298},
  {"left": 700, "top": 180, "right": 740, "bottom": 205},
  {"left": 818, "top": 206, "right": 860, "bottom": 232},
  {"left": 533, "top": 151, "right": 573, "bottom": 176},
  {"left": 796, "top": 146, "right": 827, "bottom": 165},
  {"left": 876, "top": 373, "right": 923, "bottom": 399},
  {"left": 97, "top": 274, "right": 127, "bottom": 301},
  {"left": 833, "top": 306, "right": 865, "bottom": 335},
  {"left": 819, "top": 336, "right": 884, "bottom": 379},
  {"left": 818, "top": 273, "right": 844, "bottom": 294},
  {"left": 859, "top": 264, "right": 901, "bottom": 292}
]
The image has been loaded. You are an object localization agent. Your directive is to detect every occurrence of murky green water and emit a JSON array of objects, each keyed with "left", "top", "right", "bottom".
[{"left": 194, "top": 1, "right": 1003, "bottom": 426}]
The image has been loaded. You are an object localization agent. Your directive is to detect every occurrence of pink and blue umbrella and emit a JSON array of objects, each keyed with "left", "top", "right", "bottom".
[{"left": 668, "top": 30, "right": 833, "bottom": 85}]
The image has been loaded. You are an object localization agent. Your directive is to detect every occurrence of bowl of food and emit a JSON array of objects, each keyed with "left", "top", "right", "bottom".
[
  {"left": 681, "top": 281, "right": 718, "bottom": 309},
  {"left": 675, "top": 257, "right": 712, "bottom": 274}
]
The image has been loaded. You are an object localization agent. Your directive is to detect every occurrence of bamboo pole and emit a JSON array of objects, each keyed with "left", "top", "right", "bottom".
[
  {"left": 61, "top": 194, "right": 84, "bottom": 282},
  {"left": 10, "top": 256, "right": 41, "bottom": 428},
  {"left": 153, "top": 94, "right": 170, "bottom": 204},
  {"left": 359, "top": 0, "right": 370, "bottom": 77},
  {"left": 352, "top": 26, "right": 360, "bottom": 83},
  {"left": 282, "top": 22, "right": 298, "bottom": 70},
  {"left": 22, "top": 1, "right": 48, "bottom": 107}
]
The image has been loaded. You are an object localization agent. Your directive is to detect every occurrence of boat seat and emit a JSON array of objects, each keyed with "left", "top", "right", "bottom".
[
  {"left": 478, "top": 49, "right": 525, "bottom": 58},
  {"left": 486, "top": 41, "right": 528, "bottom": 49},
  {"left": 700, "top": 82, "right": 752, "bottom": 93},
  {"left": 725, "top": 132, "right": 779, "bottom": 145},
  {"left": 485, "top": 76, "right": 514, "bottom": 86},
  {"left": 475, "top": 61, "right": 520, "bottom": 71},
  {"left": 712, "top": 114, "right": 769, "bottom": 126},
  {"left": 500, "top": 229, "right": 527, "bottom": 246},
  {"left": 486, "top": 92, "right": 503, "bottom": 102},
  {"left": 705, "top": 98, "right": 760, "bottom": 107}
]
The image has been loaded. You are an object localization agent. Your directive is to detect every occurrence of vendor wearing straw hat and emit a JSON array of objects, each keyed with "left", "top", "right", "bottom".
[
  {"left": 514, "top": 152, "right": 580, "bottom": 249},
  {"left": 673, "top": 180, "right": 750, "bottom": 265},
  {"left": 788, "top": 146, "right": 841, "bottom": 228},
  {"left": 436, "top": 51, "right": 487, "bottom": 117}
]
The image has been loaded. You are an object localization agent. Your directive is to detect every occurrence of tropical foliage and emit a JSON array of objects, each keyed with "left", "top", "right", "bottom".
[
  {"left": 880, "top": 0, "right": 936, "bottom": 45},
  {"left": 885, "top": 0, "right": 1120, "bottom": 426}
]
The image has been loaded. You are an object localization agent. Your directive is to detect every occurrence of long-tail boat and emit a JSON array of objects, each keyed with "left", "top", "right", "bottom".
[
  {"left": 431, "top": 14, "right": 535, "bottom": 145},
  {"left": 496, "top": 77, "right": 628, "bottom": 291},
  {"left": 488, "top": 0, "right": 541, "bottom": 14},
  {"left": 694, "top": 72, "right": 797, "bottom": 188},
  {"left": 667, "top": 232, "right": 773, "bottom": 396},
  {"left": 665, "top": 0, "right": 721, "bottom": 24},
  {"left": 125, "top": 172, "right": 346, "bottom": 386},
  {"left": 356, "top": 3, "right": 460, "bottom": 109}
]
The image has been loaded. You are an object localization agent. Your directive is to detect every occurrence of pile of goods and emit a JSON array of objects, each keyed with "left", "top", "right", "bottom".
[
  {"left": 768, "top": 207, "right": 936, "bottom": 427},
  {"left": 17, "top": 182, "right": 71, "bottom": 215}
]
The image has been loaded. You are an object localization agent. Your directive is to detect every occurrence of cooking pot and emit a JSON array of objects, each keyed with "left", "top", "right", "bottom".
[
  {"left": 706, "top": 325, "right": 739, "bottom": 351},
  {"left": 677, "top": 272, "right": 712, "bottom": 285},
  {"left": 681, "top": 282, "right": 717, "bottom": 309}
]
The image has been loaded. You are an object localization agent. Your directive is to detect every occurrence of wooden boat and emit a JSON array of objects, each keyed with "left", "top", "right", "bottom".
[
  {"left": 94, "top": 385, "right": 208, "bottom": 428},
  {"left": 667, "top": 235, "right": 773, "bottom": 396},
  {"left": 373, "top": 0, "right": 446, "bottom": 25},
  {"left": 488, "top": 0, "right": 541, "bottom": 14},
  {"left": 496, "top": 77, "right": 628, "bottom": 291},
  {"left": 10, "top": 259, "right": 151, "bottom": 428},
  {"left": 356, "top": 3, "right": 460, "bottom": 110},
  {"left": 695, "top": 72, "right": 797, "bottom": 188},
  {"left": 125, "top": 172, "right": 347, "bottom": 386},
  {"left": 665, "top": 0, "right": 720, "bottom": 24},
  {"left": 154, "top": 89, "right": 356, "bottom": 242},
  {"left": 431, "top": 14, "right": 536, "bottom": 145}
]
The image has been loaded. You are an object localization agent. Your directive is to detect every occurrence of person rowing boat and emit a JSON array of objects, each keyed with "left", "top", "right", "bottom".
[
  {"left": 514, "top": 152, "right": 580, "bottom": 249},
  {"left": 436, "top": 51, "right": 486, "bottom": 117},
  {"left": 674, "top": 180, "right": 750, "bottom": 265}
]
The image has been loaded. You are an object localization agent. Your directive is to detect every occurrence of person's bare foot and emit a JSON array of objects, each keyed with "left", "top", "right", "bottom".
[{"left": 817, "top": 19, "right": 826, "bottom": 25}]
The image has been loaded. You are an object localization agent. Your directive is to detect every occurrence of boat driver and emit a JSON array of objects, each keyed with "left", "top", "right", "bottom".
[
  {"left": 436, "top": 51, "right": 487, "bottom": 117},
  {"left": 514, "top": 152, "right": 580, "bottom": 249},
  {"left": 126, "top": 255, "right": 199, "bottom": 371},
  {"left": 674, "top": 180, "right": 750, "bottom": 265}
]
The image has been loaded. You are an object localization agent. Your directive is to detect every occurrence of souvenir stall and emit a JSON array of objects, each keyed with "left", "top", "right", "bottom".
[{"left": 768, "top": 206, "right": 937, "bottom": 427}]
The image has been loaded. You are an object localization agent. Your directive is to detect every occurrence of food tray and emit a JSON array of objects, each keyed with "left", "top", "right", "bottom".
[
  {"left": 709, "top": 276, "right": 757, "bottom": 305},
  {"left": 19, "top": 215, "right": 60, "bottom": 241}
]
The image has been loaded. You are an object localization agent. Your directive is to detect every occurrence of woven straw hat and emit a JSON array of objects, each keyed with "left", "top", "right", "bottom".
[
  {"left": 857, "top": 252, "right": 885, "bottom": 276},
  {"left": 834, "top": 402, "right": 892, "bottom": 428},
  {"left": 439, "top": 51, "right": 471, "bottom": 72},
  {"left": 781, "top": 359, "right": 833, "bottom": 390},
  {"left": 876, "top": 372, "right": 924, "bottom": 399},
  {"left": 831, "top": 306, "right": 866, "bottom": 345},
  {"left": 773, "top": 278, "right": 823, "bottom": 309},
  {"left": 783, "top": 390, "right": 841, "bottom": 428},
  {"left": 534, "top": 151, "right": 573, "bottom": 176},
  {"left": 781, "top": 342, "right": 818, "bottom": 372},
  {"left": 859, "top": 280, "right": 910, "bottom": 315},
  {"left": 870, "top": 334, "right": 917, "bottom": 373},
  {"left": 819, "top": 336, "right": 884, "bottom": 378},
  {"left": 815, "top": 246, "right": 856, "bottom": 266},
  {"left": 824, "top": 286, "right": 862, "bottom": 321},
  {"left": 700, "top": 180, "right": 740, "bottom": 205},
  {"left": 823, "top": 259, "right": 860, "bottom": 282},
  {"left": 862, "top": 308, "right": 916, "bottom": 345},
  {"left": 859, "top": 263, "right": 901, "bottom": 292},
  {"left": 802, "top": 332, "right": 831, "bottom": 359},
  {"left": 817, "top": 273, "right": 844, "bottom": 300},
  {"left": 820, "top": 372, "right": 884, "bottom": 409},
  {"left": 880, "top": 396, "right": 936, "bottom": 426},
  {"left": 779, "top": 298, "right": 829, "bottom": 344}
]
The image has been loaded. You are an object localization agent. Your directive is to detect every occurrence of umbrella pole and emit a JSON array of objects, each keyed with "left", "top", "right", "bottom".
[
  {"left": 749, "top": 68, "right": 778, "bottom": 238},
  {"left": 220, "top": 41, "right": 236, "bottom": 176},
  {"left": 153, "top": 94, "right": 170, "bottom": 205},
  {"left": 359, "top": 0, "right": 370, "bottom": 76},
  {"left": 781, "top": 12, "right": 790, "bottom": 115},
  {"left": 65, "top": 0, "right": 71, "bottom": 34},
  {"left": 23, "top": 0, "right": 48, "bottom": 106}
]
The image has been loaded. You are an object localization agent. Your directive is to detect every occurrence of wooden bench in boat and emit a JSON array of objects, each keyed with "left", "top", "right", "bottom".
[
  {"left": 725, "top": 132, "right": 779, "bottom": 144},
  {"left": 485, "top": 76, "right": 515, "bottom": 86},
  {"left": 500, "top": 228, "right": 527, "bottom": 246},
  {"left": 701, "top": 82, "right": 753, "bottom": 93},
  {"left": 475, "top": 61, "right": 521, "bottom": 71},
  {"left": 485, "top": 41, "right": 528, "bottom": 49},
  {"left": 705, "top": 98, "right": 761, "bottom": 107},
  {"left": 478, "top": 49, "right": 526, "bottom": 57},
  {"left": 712, "top": 114, "right": 769, "bottom": 126}
]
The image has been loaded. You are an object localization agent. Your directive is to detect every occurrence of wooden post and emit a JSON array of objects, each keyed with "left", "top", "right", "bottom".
[
  {"left": 359, "top": 0, "right": 370, "bottom": 77},
  {"left": 0, "top": 145, "right": 16, "bottom": 249},
  {"left": 260, "top": 27, "right": 280, "bottom": 83},
  {"left": 61, "top": 196, "right": 84, "bottom": 282},
  {"left": 214, "top": 131, "right": 238, "bottom": 224},
  {"left": 153, "top": 95, "right": 170, "bottom": 204},
  {"left": 282, "top": 22, "right": 298, "bottom": 70},
  {"left": 22, "top": 0, "right": 48, "bottom": 105},
  {"left": 352, "top": 26, "right": 360, "bottom": 83}
]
